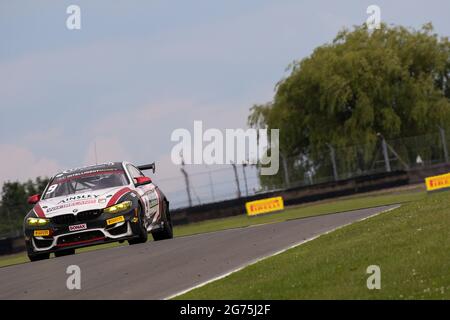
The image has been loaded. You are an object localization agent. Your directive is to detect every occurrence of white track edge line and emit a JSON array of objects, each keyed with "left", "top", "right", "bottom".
[{"left": 163, "top": 205, "right": 400, "bottom": 300}]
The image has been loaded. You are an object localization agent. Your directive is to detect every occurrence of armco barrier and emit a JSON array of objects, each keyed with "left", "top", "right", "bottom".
[{"left": 0, "top": 233, "right": 25, "bottom": 255}]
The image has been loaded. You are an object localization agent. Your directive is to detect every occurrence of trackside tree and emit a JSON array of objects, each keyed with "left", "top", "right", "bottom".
[
  {"left": 0, "top": 178, "right": 49, "bottom": 234},
  {"left": 249, "top": 23, "right": 450, "bottom": 189}
]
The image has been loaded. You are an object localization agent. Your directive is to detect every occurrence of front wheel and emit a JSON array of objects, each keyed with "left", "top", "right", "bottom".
[
  {"left": 128, "top": 205, "right": 148, "bottom": 245},
  {"left": 152, "top": 201, "right": 173, "bottom": 241}
]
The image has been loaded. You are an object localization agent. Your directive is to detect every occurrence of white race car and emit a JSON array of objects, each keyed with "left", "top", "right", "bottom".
[{"left": 23, "top": 161, "right": 173, "bottom": 261}]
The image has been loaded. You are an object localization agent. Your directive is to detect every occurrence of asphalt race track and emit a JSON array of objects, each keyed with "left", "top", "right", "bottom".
[{"left": 0, "top": 205, "right": 397, "bottom": 299}]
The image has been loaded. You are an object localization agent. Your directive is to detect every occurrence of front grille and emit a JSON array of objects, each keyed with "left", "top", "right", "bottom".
[
  {"left": 57, "top": 231, "right": 104, "bottom": 246},
  {"left": 77, "top": 210, "right": 102, "bottom": 221},
  {"left": 51, "top": 214, "right": 76, "bottom": 225},
  {"left": 51, "top": 210, "right": 102, "bottom": 225}
]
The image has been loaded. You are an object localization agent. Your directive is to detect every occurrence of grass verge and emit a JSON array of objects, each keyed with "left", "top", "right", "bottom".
[{"left": 176, "top": 190, "right": 450, "bottom": 299}]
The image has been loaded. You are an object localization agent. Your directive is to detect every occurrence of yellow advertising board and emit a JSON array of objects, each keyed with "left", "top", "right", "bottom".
[
  {"left": 246, "top": 196, "right": 284, "bottom": 216},
  {"left": 425, "top": 173, "right": 450, "bottom": 191}
]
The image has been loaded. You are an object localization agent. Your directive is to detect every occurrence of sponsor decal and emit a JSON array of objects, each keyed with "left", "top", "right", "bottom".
[
  {"left": 69, "top": 223, "right": 87, "bottom": 232},
  {"left": 59, "top": 169, "right": 123, "bottom": 181},
  {"left": 46, "top": 199, "right": 97, "bottom": 213},
  {"left": 58, "top": 194, "right": 99, "bottom": 204},
  {"left": 425, "top": 173, "right": 450, "bottom": 191},
  {"left": 149, "top": 199, "right": 158, "bottom": 207},
  {"left": 61, "top": 162, "right": 115, "bottom": 175},
  {"left": 245, "top": 196, "right": 284, "bottom": 216},
  {"left": 34, "top": 230, "right": 50, "bottom": 237},
  {"left": 107, "top": 215, "right": 125, "bottom": 226}
]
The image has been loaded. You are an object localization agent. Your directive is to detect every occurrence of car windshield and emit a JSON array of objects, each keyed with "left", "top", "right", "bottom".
[{"left": 43, "top": 170, "right": 129, "bottom": 199}]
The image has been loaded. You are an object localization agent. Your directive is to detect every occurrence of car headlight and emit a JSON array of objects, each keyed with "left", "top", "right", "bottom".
[
  {"left": 103, "top": 201, "right": 132, "bottom": 214},
  {"left": 27, "top": 217, "right": 50, "bottom": 226}
]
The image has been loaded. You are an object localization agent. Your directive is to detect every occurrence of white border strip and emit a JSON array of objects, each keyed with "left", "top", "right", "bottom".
[{"left": 164, "top": 205, "right": 400, "bottom": 300}]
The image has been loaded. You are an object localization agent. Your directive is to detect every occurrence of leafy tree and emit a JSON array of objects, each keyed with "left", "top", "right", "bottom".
[
  {"left": 0, "top": 177, "right": 49, "bottom": 234},
  {"left": 249, "top": 23, "right": 450, "bottom": 188}
]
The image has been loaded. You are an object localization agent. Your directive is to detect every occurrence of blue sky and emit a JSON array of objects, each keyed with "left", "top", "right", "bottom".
[{"left": 1, "top": 0, "right": 449, "bottom": 206}]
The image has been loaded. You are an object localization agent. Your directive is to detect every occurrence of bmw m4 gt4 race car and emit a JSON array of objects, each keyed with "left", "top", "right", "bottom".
[{"left": 23, "top": 161, "right": 173, "bottom": 261}]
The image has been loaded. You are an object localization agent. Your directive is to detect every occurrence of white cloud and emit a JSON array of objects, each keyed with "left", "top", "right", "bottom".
[
  {"left": 0, "top": 144, "right": 62, "bottom": 188},
  {"left": 20, "top": 127, "right": 65, "bottom": 146}
]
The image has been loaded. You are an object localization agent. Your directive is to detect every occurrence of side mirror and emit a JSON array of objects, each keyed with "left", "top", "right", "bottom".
[
  {"left": 28, "top": 194, "right": 41, "bottom": 205},
  {"left": 134, "top": 176, "right": 152, "bottom": 186}
]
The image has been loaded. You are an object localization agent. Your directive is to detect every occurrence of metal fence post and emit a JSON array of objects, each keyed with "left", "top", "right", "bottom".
[
  {"left": 327, "top": 144, "right": 339, "bottom": 181},
  {"left": 242, "top": 163, "right": 249, "bottom": 197},
  {"left": 207, "top": 170, "right": 215, "bottom": 202},
  {"left": 180, "top": 167, "right": 192, "bottom": 207},
  {"left": 281, "top": 153, "right": 290, "bottom": 188},
  {"left": 381, "top": 138, "right": 391, "bottom": 172},
  {"left": 231, "top": 163, "right": 242, "bottom": 198}
]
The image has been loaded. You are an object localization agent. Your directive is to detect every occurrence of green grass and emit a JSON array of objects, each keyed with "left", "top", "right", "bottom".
[
  {"left": 0, "top": 188, "right": 425, "bottom": 269},
  {"left": 176, "top": 191, "right": 450, "bottom": 299}
]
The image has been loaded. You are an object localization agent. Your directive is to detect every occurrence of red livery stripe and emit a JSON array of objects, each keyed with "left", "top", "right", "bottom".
[
  {"left": 34, "top": 204, "right": 46, "bottom": 218},
  {"left": 107, "top": 187, "right": 131, "bottom": 207},
  {"left": 56, "top": 236, "right": 105, "bottom": 248}
]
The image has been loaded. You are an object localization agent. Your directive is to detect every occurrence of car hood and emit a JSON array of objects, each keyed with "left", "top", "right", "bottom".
[{"left": 38, "top": 186, "right": 129, "bottom": 218}]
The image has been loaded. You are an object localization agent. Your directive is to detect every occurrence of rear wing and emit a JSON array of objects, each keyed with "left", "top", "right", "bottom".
[{"left": 137, "top": 162, "right": 156, "bottom": 174}]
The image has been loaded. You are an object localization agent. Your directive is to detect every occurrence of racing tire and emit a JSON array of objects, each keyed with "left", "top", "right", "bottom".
[
  {"left": 128, "top": 204, "right": 148, "bottom": 245},
  {"left": 54, "top": 248, "right": 75, "bottom": 257},
  {"left": 28, "top": 252, "right": 50, "bottom": 262},
  {"left": 152, "top": 201, "right": 173, "bottom": 241}
]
